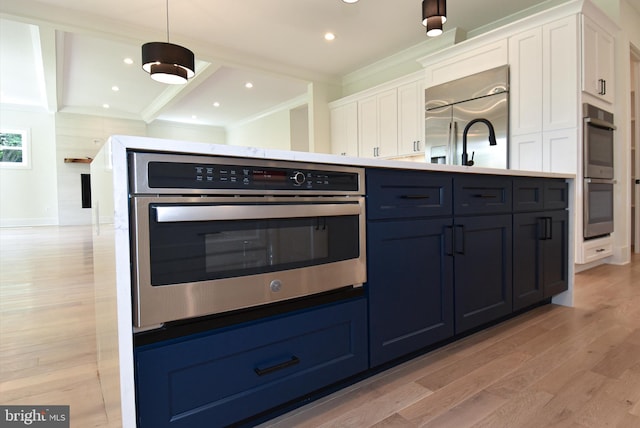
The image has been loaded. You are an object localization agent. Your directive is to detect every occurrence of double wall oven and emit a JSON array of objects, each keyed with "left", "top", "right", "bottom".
[
  {"left": 129, "top": 152, "right": 366, "bottom": 331},
  {"left": 583, "top": 103, "right": 616, "bottom": 239}
]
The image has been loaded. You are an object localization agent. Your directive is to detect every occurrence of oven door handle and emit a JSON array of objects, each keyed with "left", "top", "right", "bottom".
[
  {"left": 584, "top": 178, "right": 616, "bottom": 185},
  {"left": 585, "top": 117, "right": 616, "bottom": 130},
  {"left": 154, "top": 203, "right": 362, "bottom": 223}
]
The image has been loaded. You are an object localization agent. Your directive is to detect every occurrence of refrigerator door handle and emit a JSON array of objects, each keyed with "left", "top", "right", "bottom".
[{"left": 449, "top": 121, "right": 457, "bottom": 165}]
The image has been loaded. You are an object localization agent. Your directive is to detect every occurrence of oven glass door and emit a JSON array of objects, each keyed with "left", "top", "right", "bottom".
[
  {"left": 584, "top": 179, "right": 614, "bottom": 238},
  {"left": 584, "top": 122, "right": 614, "bottom": 178},
  {"left": 142, "top": 199, "right": 361, "bottom": 286}
]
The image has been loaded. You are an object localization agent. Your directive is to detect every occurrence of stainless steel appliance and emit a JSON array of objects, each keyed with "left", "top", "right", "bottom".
[
  {"left": 583, "top": 103, "right": 615, "bottom": 179},
  {"left": 129, "top": 152, "right": 366, "bottom": 329},
  {"left": 582, "top": 103, "right": 616, "bottom": 239},
  {"left": 425, "top": 65, "right": 509, "bottom": 168}
]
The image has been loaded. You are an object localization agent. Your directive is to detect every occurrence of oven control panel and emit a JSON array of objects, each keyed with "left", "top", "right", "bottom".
[{"left": 132, "top": 153, "right": 363, "bottom": 193}]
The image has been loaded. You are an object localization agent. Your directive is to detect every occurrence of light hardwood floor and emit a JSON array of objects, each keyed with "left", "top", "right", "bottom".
[{"left": 1, "top": 226, "right": 639, "bottom": 428}]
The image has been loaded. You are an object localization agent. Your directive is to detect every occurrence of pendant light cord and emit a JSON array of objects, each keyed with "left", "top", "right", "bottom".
[{"left": 165, "top": 0, "right": 170, "bottom": 43}]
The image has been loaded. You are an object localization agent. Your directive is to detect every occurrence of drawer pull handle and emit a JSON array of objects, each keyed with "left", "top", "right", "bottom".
[
  {"left": 472, "top": 194, "right": 497, "bottom": 199},
  {"left": 596, "top": 248, "right": 606, "bottom": 253},
  {"left": 400, "top": 195, "right": 431, "bottom": 200},
  {"left": 254, "top": 356, "right": 300, "bottom": 376}
]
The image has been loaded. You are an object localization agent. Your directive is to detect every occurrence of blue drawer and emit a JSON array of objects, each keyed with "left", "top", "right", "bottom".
[
  {"left": 454, "top": 175, "right": 512, "bottom": 215},
  {"left": 135, "top": 297, "right": 368, "bottom": 428},
  {"left": 366, "top": 169, "right": 452, "bottom": 220}
]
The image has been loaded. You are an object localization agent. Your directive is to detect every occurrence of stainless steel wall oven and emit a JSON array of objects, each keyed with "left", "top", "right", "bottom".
[
  {"left": 129, "top": 152, "right": 366, "bottom": 330},
  {"left": 582, "top": 103, "right": 615, "bottom": 239}
]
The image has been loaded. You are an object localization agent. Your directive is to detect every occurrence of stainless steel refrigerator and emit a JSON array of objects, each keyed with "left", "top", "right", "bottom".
[{"left": 425, "top": 65, "right": 509, "bottom": 168}]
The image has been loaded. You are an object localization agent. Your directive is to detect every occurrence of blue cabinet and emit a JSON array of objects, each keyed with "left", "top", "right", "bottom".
[
  {"left": 513, "top": 179, "right": 569, "bottom": 310},
  {"left": 366, "top": 169, "right": 454, "bottom": 367},
  {"left": 452, "top": 214, "right": 513, "bottom": 333},
  {"left": 452, "top": 175, "right": 513, "bottom": 334},
  {"left": 135, "top": 297, "right": 367, "bottom": 428},
  {"left": 367, "top": 218, "right": 454, "bottom": 367}
]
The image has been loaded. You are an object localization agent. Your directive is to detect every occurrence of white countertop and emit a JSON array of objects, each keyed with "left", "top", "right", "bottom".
[{"left": 107, "top": 135, "right": 575, "bottom": 180}]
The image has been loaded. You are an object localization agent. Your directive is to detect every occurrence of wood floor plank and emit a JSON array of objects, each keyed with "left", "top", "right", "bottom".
[
  {"left": 399, "top": 351, "right": 531, "bottom": 425},
  {"left": 468, "top": 390, "right": 555, "bottom": 428},
  {"left": 420, "top": 390, "right": 508, "bottom": 428}
]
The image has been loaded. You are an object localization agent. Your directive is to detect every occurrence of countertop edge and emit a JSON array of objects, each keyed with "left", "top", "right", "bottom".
[{"left": 106, "top": 135, "right": 575, "bottom": 180}]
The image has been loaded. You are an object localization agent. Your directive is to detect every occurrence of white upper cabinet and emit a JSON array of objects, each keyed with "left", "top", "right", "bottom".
[
  {"left": 358, "top": 89, "right": 398, "bottom": 159},
  {"left": 543, "top": 15, "right": 579, "bottom": 131},
  {"left": 329, "top": 103, "right": 358, "bottom": 157},
  {"left": 397, "top": 80, "right": 425, "bottom": 156},
  {"left": 582, "top": 15, "right": 615, "bottom": 104},
  {"left": 508, "top": 15, "right": 579, "bottom": 173},
  {"left": 509, "top": 27, "right": 543, "bottom": 137}
]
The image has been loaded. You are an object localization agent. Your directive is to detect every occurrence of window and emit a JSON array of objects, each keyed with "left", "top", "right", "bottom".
[{"left": 0, "top": 129, "right": 30, "bottom": 168}]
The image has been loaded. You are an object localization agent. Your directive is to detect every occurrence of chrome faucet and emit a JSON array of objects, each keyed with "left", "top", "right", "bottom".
[{"left": 461, "top": 118, "right": 497, "bottom": 166}]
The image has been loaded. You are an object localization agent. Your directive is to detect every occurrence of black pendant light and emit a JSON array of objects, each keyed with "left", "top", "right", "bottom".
[
  {"left": 422, "top": 0, "right": 447, "bottom": 37},
  {"left": 142, "top": 0, "right": 195, "bottom": 84}
]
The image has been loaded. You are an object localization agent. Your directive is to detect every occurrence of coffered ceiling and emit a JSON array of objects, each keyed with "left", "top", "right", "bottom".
[{"left": 0, "top": 0, "right": 599, "bottom": 128}]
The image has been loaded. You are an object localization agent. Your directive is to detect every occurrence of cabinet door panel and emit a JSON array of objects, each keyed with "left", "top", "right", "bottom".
[
  {"left": 509, "top": 27, "right": 543, "bottom": 136},
  {"left": 543, "top": 16, "right": 578, "bottom": 131},
  {"left": 330, "top": 103, "right": 358, "bottom": 157},
  {"left": 358, "top": 97, "right": 378, "bottom": 158},
  {"left": 398, "top": 80, "right": 425, "bottom": 156},
  {"left": 378, "top": 90, "right": 399, "bottom": 158},
  {"left": 368, "top": 218, "right": 454, "bottom": 367},
  {"left": 543, "top": 210, "right": 569, "bottom": 297},
  {"left": 513, "top": 212, "right": 544, "bottom": 310},
  {"left": 454, "top": 214, "right": 512, "bottom": 334}
]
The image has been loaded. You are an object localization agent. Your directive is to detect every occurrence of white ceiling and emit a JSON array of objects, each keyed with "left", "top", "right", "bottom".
[{"left": 0, "top": 0, "right": 612, "bottom": 128}]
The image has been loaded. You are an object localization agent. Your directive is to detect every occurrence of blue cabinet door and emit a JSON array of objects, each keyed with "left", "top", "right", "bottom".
[
  {"left": 543, "top": 209, "right": 569, "bottom": 297},
  {"left": 513, "top": 211, "right": 545, "bottom": 310},
  {"left": 135, "top": 298, "right": 367, "bottom": 428},
  {"left": 368, "top": 218, "right": 454, "bottom": 367},
  {"left": 453, "top": 214, "right": 513, "bottom": 333}
]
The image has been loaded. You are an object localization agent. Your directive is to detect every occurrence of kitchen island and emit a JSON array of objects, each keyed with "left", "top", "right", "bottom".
[{"left": 91, "top": 135, "right": 574, "bottom": 427}]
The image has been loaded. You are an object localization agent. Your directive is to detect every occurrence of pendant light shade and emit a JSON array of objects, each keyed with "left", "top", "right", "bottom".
[
  {"left": 425, "top": 16, "right": 443, "bottom": 37},
  {"left": 141, "top": 0, "right": 195, "bottom": 84},
  {"left": 422, "top": 0, "right": 447, "bottom": 27},
  {"left": 142, "top": 42, "right": 195, "bottom": 84}
]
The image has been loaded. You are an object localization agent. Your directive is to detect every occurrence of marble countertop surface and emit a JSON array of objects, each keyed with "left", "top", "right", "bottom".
[{"left": 107, "top": 135, "right": 575, "bottom": 179}]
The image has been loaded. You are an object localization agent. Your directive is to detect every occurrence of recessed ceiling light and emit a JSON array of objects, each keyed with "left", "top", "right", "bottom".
[
  {"left": 245, "top": 82, "right": 253, "bottom": 89},
  {"left": 324, "top": 32, "right": 336, "bottom": 41},
  {"left": 342, "top": 0, "right": 359, "bottom": 3},
  {"left": 213, "top": 102, "right": 220, "bottom": 107},
  {"left": 111, "top": 86, "right": 119, "bottom": 92},
  {"left": 102, "top": 104, "right": 110, "bottom": 109},
  {"left": 123, "top": 58, "right": 134, "bottom": 65}
]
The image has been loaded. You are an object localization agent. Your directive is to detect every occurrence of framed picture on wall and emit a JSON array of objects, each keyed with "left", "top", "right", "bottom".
[{"left": 0, "top": 129, "right": 31, "bottom": 169}]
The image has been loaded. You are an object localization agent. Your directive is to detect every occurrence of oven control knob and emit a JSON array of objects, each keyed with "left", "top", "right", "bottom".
[
  {"left": 291, "top": 171, "right": 306, "bottom": 185},
  {"left": 270, "top": 280, "right": 282, "bottom": 293}
]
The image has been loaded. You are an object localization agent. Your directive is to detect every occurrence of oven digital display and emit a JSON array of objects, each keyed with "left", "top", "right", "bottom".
[{"left": 252, "top": 169, "right": 288, "bottom": 182}]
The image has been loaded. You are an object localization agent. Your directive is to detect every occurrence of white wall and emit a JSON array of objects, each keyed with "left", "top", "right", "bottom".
[
  {"left": 226, "top": 109, "right": 291, "bottom": 150},
  {"left": 146, "top": 120, "right": 226, "bottom": 145},
  {"left": 55, "top": 113, "right": 146, "bottom": 226},
  {"left": 290, "top": 105, "right": 309, "bottom": 152},
  {"left": 0, "top": 108, "right": 58, "bottom": 226}
]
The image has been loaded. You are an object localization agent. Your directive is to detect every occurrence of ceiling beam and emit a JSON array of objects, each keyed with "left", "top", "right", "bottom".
[
  {"left": 140, "top": 61, "right": 222, "bottom": 124},
  {"left": 35, "top": 24, "right": 59, "bottom": 113}
]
